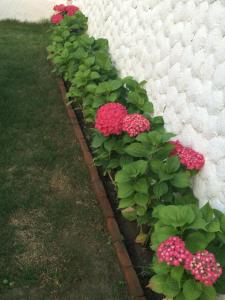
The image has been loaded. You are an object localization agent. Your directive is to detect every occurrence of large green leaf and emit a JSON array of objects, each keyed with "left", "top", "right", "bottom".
[
  {"left": 117, "top": 182, "right": 134, "bottom": 198},
  {"left": 133, "top": 193, "right": 149, "bottom": 207},
  {"left": 148, "top": 274, "right": 167, "bottom": 294},
  {"left": 151, "top": 224, "right": 179, "bottom": 250},
  {"left": 122, "top": 160, "right": 148, "bottom": 177},
  {"left": 115, "top": 170, "right": 131, "bottom": 183},
  {"left": 154, "top": 205, "right": 195, "bottom": 227},
  {"left": 151, "top": 256, "right": 170, "bottom": 274},
  {"left": 206, "top": 218, "right": 221, "bottom": 232},
  {"left": 185, "top": 232, "right": 213, "bottom": 253},
  {"left": 153, "top": 182, "right": 168, "bottom": 199},
  {"left": 163, "top": 276, "right": 180, "bottom": 298},
  {"left": 149, "top": 159, "right": 163, "bottom": 174},
  {"left": 121, "top": 207, "right": 137, "bottom": 221},
  {"left": 142, "top": 101, "right": 154, "bottom": 113},
  {"left": 214, "top": 270, "right": 225, "bottom": 294},
  {"left": 201, "top": 203, "right": 214, "bottom": 222},
  {"left": 166, "top": 156, "right": 180, "bottom": 173},
  {"left": 134, "top": 178, "right": 149, "bottom": 194},
  {"left": 118, "top": 197, "right": 136, "bottom": 209},
  {"left": 199, "top": 285, "right": 216, "bottom": 300},
  {"left": 183, "top": 279, "right": 202, "bottom": 300},
  {"left": 91, "top": 133, "right": 107, "bottom": 148},
  {"left": 124, "top": 143, "right": 149, "bottom": 158},
  {"left": 170, "top": 266, "right": 184, "bottom": 286},
  {"left": 171, "top": 172, "right": 191, "bottom": 188}
]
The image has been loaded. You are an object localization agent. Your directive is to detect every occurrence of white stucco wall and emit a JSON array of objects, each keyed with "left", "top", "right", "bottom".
[
  {"left": 0, "top": 0, "right": 66, "bottom": 22},
  {"left": 75, "top": 0, "right": 225, "bottom": 215}
]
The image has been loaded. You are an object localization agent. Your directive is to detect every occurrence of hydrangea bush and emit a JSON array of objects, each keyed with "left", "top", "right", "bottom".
[{"left": 47, "top": 4, "right": 225, "bottom": 299}]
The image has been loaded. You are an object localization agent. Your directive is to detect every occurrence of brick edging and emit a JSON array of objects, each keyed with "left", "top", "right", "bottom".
[{"left": 58, "top": 79, "right": 146, "bottom": 300}]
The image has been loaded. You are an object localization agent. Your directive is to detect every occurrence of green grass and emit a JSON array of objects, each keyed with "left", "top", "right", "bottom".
[{"left": 0, "top": 20, "right": 130, "bottom": 300}]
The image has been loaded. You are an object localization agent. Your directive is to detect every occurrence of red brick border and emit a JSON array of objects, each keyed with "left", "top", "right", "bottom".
[{"left": 58, "top": 79, "right": 146, "bottom": 300}]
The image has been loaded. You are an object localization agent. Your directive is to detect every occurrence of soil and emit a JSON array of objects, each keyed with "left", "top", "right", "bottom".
[{"left": 73, "top": 105, "right": 163, "bottom": 300}]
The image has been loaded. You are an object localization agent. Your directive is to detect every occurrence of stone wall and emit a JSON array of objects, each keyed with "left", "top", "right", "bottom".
[{"left": 75, "top": 0, "right": 225, "bottom": 214}]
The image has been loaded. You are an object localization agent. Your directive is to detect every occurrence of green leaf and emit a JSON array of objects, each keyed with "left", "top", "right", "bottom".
[
  {"left": 120, "top": 160, "right": 148, "bottom": 178},
  {"left": 201, "top": 203, "right": 214, "bottom": 222},
  {"left": 199, "top": 285, "right": 216, "bottom": 300},
  {"left": 124, "top": 143, "right": 149, "bottom": 158},
  {"left": 152, "top": 256, "right": 171, "bottom": 274},
  {"left": 148, "top": 275, "right": 167, "bottom": 294},
  {"left": 142, "top": 101, "right": 154, "bottom": 113},
  {"left": 92, "top": 133, "right": 106, "bottom": 148},
  {"left": 170, "top": 266, "right": 184, "bottom": 286},
  {"left": 115, "top": 170, "right": 130, "bottom": 183},
  {"left": 171, "top": 172, "right": 191, "bottom": 188},
  {"left": 149, "top": 159, "right": 163, "bottom": 174},
  {"left": 108, "top": 79, "right": 123, "bottom": 91},
  {"left": 214, "top": 270, "right": 225, "bottom": 294},
  {"left": 106, "top": 158, "right": 120, "bottom": 170},
  {"left": 175, "top": 292, "right": 185, "bottom": 300},
  {"left": 107, "top": 92, "right": 118, "bottom": 102},
  {"left": 86, "top": 83, "right": 97, "bottom": 93},
  {"left": 134, "top": 178, "right": 149, "bottom": 194},
  {"left": 90, "top": 71, "right": 101, "bottom": 80},
  {"left": 183, "top": 279, "right": 202, "bottom": 300},
  {"left": 206, "top": 218, "right": 221, "bottom": 232},
  {"left": 119, "top": 155, "right": 133, "bottom": 167},
  {"left": 166, "top": 156, "right": 180, "bottom": 173},
  {"left": 133, "top": 193, "right": 149, "bottom": 207},
  {"left": 154, "top": 205, "right": 195, "bottom": 227},
  {"left": 136, "top": 205, "right": 147, "bottom": 216},
  {"left": 153, "top": 182, "right": 168, "bottom": 199},
  {"left": 118, "top": 197, "right": 136, "bottom": 209},
  {"left": 121, "top": 207, "right": 137, "bottom": 221},
  {"left": 214, "top": 209, "right": 225, "bottom": 232},
  {"left": 164, "top": 276, "right": 180, "bottom": 298},
  {"left": 151, "top": 224, "right": 178, "bottom": 250},
  {"left": 117, "top": 182, "right": 134, "bottom": 198},
  {"left": 185, "top": 232, "right": 211, "bottom": 253}
]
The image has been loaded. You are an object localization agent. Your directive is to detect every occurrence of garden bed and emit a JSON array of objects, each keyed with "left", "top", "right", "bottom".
[
  {"left": 48, "top": 4, "right": 225, "bottom": 300},
  {"left": 76, "top": 99, "right": 164, "bottom": 300}
]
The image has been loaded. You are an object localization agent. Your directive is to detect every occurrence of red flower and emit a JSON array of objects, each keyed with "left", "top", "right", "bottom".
[
  {"left": 65, "top": 5, "right": 79, "bottom": 16},
  {"left": 170, "top": 140, "right": 205, "bottom": 170},
  {"left": 51, "top": 13, "right": 64, "bottom": 24},
  {"left": 122, "top": 113, "right": 150, "bottom": 137},
  {"left": 184, "top": 250, "right": 222, "bottom": 285},
  {"left": 95, "top": 103, "right": 128, "bottom": 137},
  {"left": 53, "top": 4, "right": 66, "bottom": 12},
  {"left": 157, "top": 236, "right": 191, "bottom": 267}
]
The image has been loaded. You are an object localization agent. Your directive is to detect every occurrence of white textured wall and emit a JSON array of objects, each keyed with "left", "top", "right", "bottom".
[
  {"left": 0, "top": 0, "right": 66, "bottom": 22},
  {"left": 75, "top": 0, "right": 225, "bottom": 214}
]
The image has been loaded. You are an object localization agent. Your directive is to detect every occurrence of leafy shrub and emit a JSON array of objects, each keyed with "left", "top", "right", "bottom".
[{"left": 47, "top": 5, "right": 225, "bottom": 298}]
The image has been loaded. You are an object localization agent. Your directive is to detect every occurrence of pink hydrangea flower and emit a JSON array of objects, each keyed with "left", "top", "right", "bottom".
[
  {"left": 53, "top": 4, "right": 66, "bottom": 12},
  {"left": 157, "top": 236, "right": 191, "bottom": 267},
  {"left": 51, "top": 13, "right": 64, "bottom": 24},
  {"left": 122, "top": 113, "right": 150, "bottom": 137},
  {"left": 170, "top": 140, "right": 205, "bottom": 170},
  {"left": 65, "top": 5, "right": 79, "bottom": 16},
  {"left": 95, "top": 103, "right": 128, "bottom": 136},
  {"left": 184, "top": 250, "right": 222, "bottom": 285}
]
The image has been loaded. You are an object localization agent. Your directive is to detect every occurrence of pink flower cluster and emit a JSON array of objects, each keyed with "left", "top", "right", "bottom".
[
  {"left": 170, "top": 140, "right": 205, "bottom": 170},
  {"left": 122, "top": 113, "right": 150, "bottom": 137},
  {"left": 157, "top": 236, "right": 191, "bottom": 267},
  {"left": 51, "top": 4, "right": 79, "bottom": 24},
  {"left": 157, "top": 237, "right": 222, "bottom": 286},
  {"left": 95, "top": 103, "right": 151, "bottom": 137},
  {"left": 95, "top": 103, "right": 128, "bottom": 136},
  {"left": 185, "top": 250, "right": 222, "bottom": 286}
]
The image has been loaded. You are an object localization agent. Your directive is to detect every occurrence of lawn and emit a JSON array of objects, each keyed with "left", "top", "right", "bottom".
[{"left": 0, "top": 20, "right": 130, "bottom": 300}]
